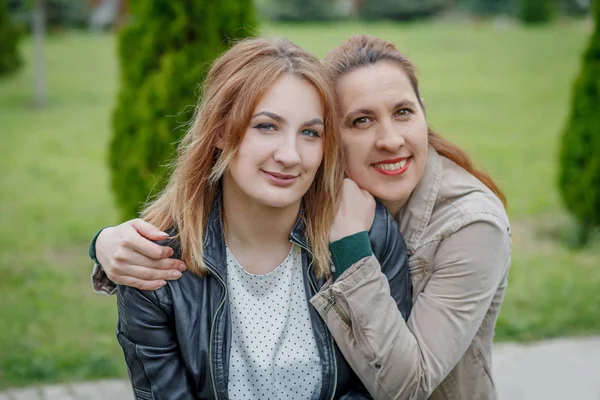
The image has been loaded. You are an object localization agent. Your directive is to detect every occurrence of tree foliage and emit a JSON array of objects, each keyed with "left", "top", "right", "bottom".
[
  {"left": 559, "top": 0, "right": 600, "bottom": 244},
  {"left": 0, "top": 0, "right": 22, "bottom": 77},
  {"left": 110, "top": 1, "right": 257, "bottom": 219}
]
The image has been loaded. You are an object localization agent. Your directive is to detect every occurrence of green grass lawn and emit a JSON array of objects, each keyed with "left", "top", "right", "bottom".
[{"left": 1, "top": 20, "right": 599, "bottom": 389}]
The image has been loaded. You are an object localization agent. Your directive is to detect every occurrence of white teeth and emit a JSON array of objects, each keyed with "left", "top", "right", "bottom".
[{"left": 374, "top": 159, "right": 408, "bottom": 171}]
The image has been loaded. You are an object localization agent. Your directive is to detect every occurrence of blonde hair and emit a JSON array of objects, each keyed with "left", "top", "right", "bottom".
[
  {"left": 142, "top": 37, "right": 344, "bottom": 277},
  {"left": 325, "top": 35, "right": 506, "bottom": 207}
]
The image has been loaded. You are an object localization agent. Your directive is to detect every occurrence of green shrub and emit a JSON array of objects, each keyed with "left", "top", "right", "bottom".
[
  {"left": 46, "top": 0, "right": 90, "bottom": 30},
  {"left": 459, "top": 0, "right": 515, "bottom": 16},
  {"left": 519, "top": 0, "right": 555, "bottom": 23},
  {"left": 0, "top": 0, "right": 22, "bottom": 77},
  {"left": 359, "top": 0, "right": 452, "bottom": 21},
  {"left": 110, "top": 1, "right": 257, "bottom": 219},
  {"left": 8, "top": 0, "right": 90, "bottom": 31},
  {"left": 560, "top": 0, "right": 591, "bottom": 15},
  {"left": 260, "top": 0, "right": 338, "bottom": 21},
  {"left": 559, "top": 0, "right": 600, "bottom": 244}
]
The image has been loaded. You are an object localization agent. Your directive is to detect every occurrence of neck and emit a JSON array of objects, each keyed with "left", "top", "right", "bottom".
[
  {"left": 381, "top": 198, "right": 407, "bottom": 219},
  {"left": 221, "top": 174, "right": 300, "bottom": 273}
]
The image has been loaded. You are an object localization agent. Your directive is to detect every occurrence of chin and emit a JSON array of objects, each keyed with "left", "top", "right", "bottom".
[
  {"left": 256, "top": 191, "right": 304, "bottom": 209},
  {"left": 369, "top": 182, "right": 412, "bottom": 205}
]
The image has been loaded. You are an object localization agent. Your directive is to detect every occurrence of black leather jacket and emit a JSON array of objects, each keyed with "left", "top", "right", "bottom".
[{"left": 116, "top": 195, "right": 411, "bottom": 400}]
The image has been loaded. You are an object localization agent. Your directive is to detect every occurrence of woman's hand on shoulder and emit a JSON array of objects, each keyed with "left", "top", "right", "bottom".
[
  {"left": 329, "top": 178, "right": 376, "bottom": 242},
  {"left": 96, "top": 219, "right": 187, "bottom": 290}
]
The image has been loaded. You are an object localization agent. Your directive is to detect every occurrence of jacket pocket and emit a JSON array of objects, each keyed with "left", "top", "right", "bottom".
[{"left": 408, "top": 257, "right": 428, "bottom": 295}]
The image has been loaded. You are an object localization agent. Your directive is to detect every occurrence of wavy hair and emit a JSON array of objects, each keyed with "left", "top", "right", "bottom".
[
  {"left": 324, "top": 35, "right": 506, "bottom": 207},
  {"left": 143, "top": 37, "right": 344, "bottom": 277}
]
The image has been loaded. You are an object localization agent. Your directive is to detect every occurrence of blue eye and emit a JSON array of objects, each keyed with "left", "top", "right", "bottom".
[
  {"left": 301, "top": 129, "right": 321, "bottom": 138},
  {"left": 255, "top": 123, "right": 276, "bottom": 132}
]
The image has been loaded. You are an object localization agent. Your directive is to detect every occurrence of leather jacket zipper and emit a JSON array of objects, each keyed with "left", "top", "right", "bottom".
[
  {"left": 205, "top": 260, "right": 228, "bottom": 400},
  {"left": 289, "top": 236, "right": 338, "bottom": 400}
]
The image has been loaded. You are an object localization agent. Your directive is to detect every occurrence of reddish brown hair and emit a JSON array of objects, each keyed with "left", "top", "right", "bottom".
[
  {"left": 324, "top": 35, "right": 506, "bottom": 207},
  {"left": 143, "top": 38, "right": 344, "bottom": 277}
]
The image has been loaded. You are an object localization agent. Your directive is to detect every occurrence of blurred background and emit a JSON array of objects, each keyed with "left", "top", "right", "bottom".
[{"left": 0, "top": 0, "right": 599, "bottom": 394}]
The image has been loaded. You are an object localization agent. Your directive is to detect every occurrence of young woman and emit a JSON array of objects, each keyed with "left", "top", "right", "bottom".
[
  {"left": 93, "top": 35, "right": 510, "bottom": 399},
  {"left": 100, "top": 37, "right": 411, "bottom": 400}
]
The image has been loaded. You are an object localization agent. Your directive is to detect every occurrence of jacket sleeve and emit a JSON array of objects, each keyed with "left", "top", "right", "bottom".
[
  {"left": 367, "top": 201, "right": 412, "bottom": 320},
  {"left": 117, "top": 284, "right": 196, "bottom": 400},
  {"left": 310, "top": 220, "right": 511, "bottom": 400},
  {"left": 89, "top": 227, "right": 117, "bottom": 295}
]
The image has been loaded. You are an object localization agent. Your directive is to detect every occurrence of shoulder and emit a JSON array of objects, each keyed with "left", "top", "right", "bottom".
[
  {"left": 118, "top": 228, "right": 195, "bottom": 308},
  {"left": 154, "top": 226, "right": 183, "bottom": 260},
  {"left": 433, "top": 156, "right": 510, "bottom": 236},
  {"left": 117, "top": 281, "right": 174, "bottom": 312}
]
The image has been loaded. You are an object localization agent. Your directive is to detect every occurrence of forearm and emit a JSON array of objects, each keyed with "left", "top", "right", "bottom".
[
  {"left": 312, "top": 220, "right": 511, "bottom": 399},
  {"left": 312, "top": 256, "right": 425, "bottom": 400}
]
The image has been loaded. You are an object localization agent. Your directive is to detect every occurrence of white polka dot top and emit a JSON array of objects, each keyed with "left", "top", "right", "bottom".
[{"left": 226, "top": 244, "right": 322, "bottom": 399}]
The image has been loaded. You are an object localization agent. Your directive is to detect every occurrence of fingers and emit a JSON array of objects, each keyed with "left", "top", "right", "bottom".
[
  {"left": 122, "top": 264, "right": 182, "bottom": 282},
  {"left": 105, "top": 262, "right": 183, "bottom": 291},
  {"left": 115, "top": 250, "right": 186, "bottom": 272},
  {"left": 123, "top": 232, "right": 174, "bottom": 260},
  {"left": 116, "top": 275, "right": 167, "bottom": 291},
  {"left": 130, "top": 218, "right": 169, "bottom": 241}
]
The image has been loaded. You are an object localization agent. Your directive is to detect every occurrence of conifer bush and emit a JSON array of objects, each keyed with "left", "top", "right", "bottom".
[
  {"left": 110, "top": 1, "right": 257, "bottom": 219},
  {"left": 0, "top": 0, "right": 22, "bottom": 77},
  {"left": 558, "top": 0, "right": 600, "bottom": 244},
  {"left": 519, "top": 0, "right": 555, "bottom": 24}
]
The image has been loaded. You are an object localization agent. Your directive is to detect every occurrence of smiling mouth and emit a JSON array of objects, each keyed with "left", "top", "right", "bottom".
[
  {"left": 264, "top": 171, "right": 298, "bottom": 179},
  {"left": 372, "top": 157, "right": 411, "bottom": 176},
  {"left": 262, "top": 170, "right": 299, "bottom": 186}
]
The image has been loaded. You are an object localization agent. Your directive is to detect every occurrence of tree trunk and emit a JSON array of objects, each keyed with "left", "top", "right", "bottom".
[{"left": 32, "top": 0, "right": 47, "bottom": 108}]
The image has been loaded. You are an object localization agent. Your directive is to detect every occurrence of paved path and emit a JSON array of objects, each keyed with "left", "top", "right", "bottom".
[{"left": 2, "top": 337, "right": 599, "bottom": 399}]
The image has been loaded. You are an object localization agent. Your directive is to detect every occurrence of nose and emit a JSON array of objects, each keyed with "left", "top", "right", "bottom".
[
  {"left": 274, "top": 133, "right": 301, "bottom": 167},
  {"left": 375, "top": 119, "right": 405, "bottom": 153}
]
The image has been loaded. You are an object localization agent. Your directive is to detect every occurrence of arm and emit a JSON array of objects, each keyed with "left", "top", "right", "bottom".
[
  {"left": 89, "top": 219, "right": 187, "bottom": 294},
  {"left": 368, "top": 201, "right": 412, "bottom": 320},
  {"left": 327, "top": 200, "right": 411, "bottom": 319},
  {"left": 312, "top": 220, "right": 511, "bottom": 400},
  {"left": 117, "top": 284, "right": 196, "bottom": 400}
]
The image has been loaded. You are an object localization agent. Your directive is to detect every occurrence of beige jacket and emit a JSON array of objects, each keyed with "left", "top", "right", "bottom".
[{"left": 311, "top": 147, "right": 511, "bottom": 400}]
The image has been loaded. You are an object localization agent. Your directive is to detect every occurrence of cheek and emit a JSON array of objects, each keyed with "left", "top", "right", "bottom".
[
  {"left": 235, "top": 132, "right": 271, "bottom": 166},
  {"left": 300, "top": 142, "right": 324, "bottom": 172},
  {"left": 341, "top": 136, "right": 369, "bottom": 173},
  {"left": 413, "top": 118, "right": 429, "bottom": 146}
]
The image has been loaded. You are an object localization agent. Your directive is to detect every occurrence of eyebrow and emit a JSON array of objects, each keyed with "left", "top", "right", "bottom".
[
  {"left": 344, "top": 108, "right": 374, "bottom": 121},
  {"left": 252, "top": 111, "right": 285, "bottom": 123},
  {"left": 394, "top": 100, "right": 419, "bottom": 110},
  {"left": 252, "top": 111, "right": 324, "bottom": 127},
  {"left": 344, "top": 99, "right": 419, "bottom": 120},
  {"left": 303, "top": 118, "right": 324, "bottom": 127}
]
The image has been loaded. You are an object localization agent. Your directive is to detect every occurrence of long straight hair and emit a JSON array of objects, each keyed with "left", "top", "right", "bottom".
[
  {"left": 142, "top": 38, "right": 344, "bottom": 277},
  {"left": 324, "top": 35, "right": 507, "bottom": 207}
]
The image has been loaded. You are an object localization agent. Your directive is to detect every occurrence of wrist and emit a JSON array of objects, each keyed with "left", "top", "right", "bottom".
[
  {"left": 89, "top": 226, "right": 111, "bottom": 268},
  {"left": 329, "top": 231, "right": 372, "bottom": 281}
]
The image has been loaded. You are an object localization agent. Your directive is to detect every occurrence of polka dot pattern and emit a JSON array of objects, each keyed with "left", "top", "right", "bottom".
[{"left": 226, "top": 244, "right": 322, "bottom": 399}]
